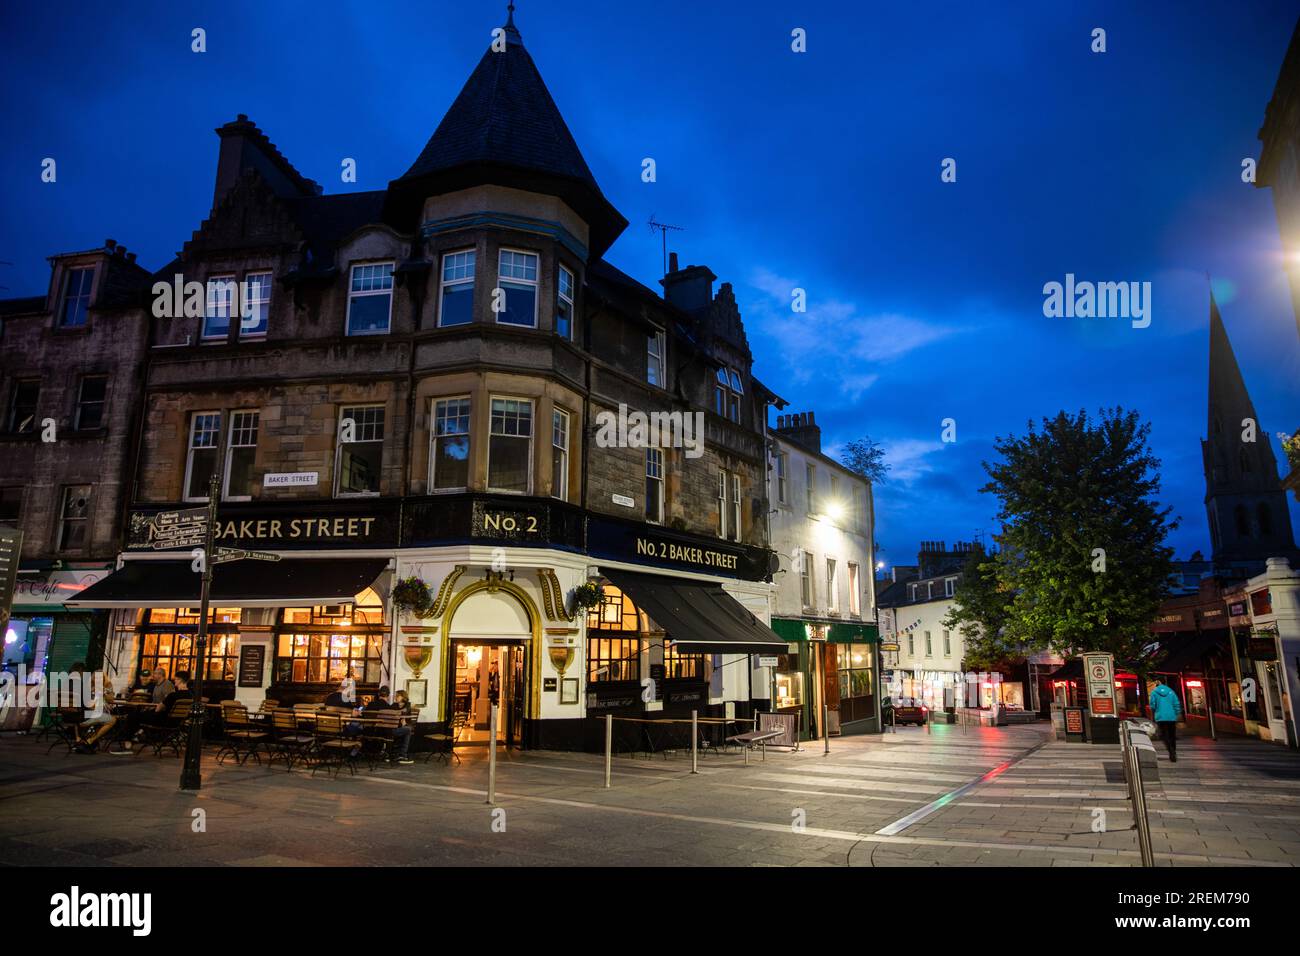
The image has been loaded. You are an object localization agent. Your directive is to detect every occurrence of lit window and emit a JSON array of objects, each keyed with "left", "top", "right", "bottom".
[
  {"left": 184, "top": 412, "right": 222, "bottom": 501},
  {"left": 557, "top": 265, "right": 575, "bottom": 340},
  {"left": 346, "top": 263, "right": 394, "bottom": 335},
  {"left": 336, "top": 405, "right": 384, "bottom": 496},
  {"left": 59, "top": 485, "right": 91, "bottom": 551},
  {"left": 488, "top": 398, "right": 532, "bottom": 493},
  {"left": 646, "top": 448, "right": 663, "bottom": 523},
  {"left": 60, "top": 267, "right": 94, "bottom": 328},
  {"left": 431, "top": 397, "right": 471, "bottom": 491},
  {"left": 496, "top": 249, "right": 538, "bottom": 327},
  {"left": 204, "top": 275, "right": 236, "bottom": 340},
  {"left": 552, "top": 409, "right": 570, "bottom": 501},
  {"left": 439, "top": 250, "right": 475, "bottom": 327},
  {"left": 648, "top": 331, "right": 665, "bottom": 386},
  {"left": 225, "top": 410, "right": 259, "bottom": 500},
  {"left": 848, "top": 563, "right": 861, "bottom": 615},
  {"left": 240, "top": 272, "right": 272, "bottom": 337},
  {"left": 75, "top": 376, "right": 107, "bottom": 430}
]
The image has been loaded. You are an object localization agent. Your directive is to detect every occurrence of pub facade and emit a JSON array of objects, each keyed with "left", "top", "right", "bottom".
[{"left": 60, "top": 11, "right": 791, "bottom": 749}]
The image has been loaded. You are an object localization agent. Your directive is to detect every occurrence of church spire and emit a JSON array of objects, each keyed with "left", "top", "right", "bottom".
[{"left": 1200, "top": 287, "right": 1297, "bottom": 566}]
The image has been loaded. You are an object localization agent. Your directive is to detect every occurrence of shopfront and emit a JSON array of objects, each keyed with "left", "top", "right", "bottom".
[
  {"left": 770, "top": 618, "right": 881, "bottom": 739},
  {"left": 3, "top": 565, "right": 111, "bottom": 730}
]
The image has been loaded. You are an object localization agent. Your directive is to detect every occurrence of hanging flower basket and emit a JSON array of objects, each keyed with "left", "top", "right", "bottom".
[
  {"left": 570, "top": 581, "right": 602, "bottom": 617},
  {"left": 392, "top": 576, "right": 433, "bottom": 618}
]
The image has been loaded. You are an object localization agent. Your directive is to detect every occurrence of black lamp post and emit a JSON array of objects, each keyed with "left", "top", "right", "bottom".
[{"left": 180, "top": 445, "right": 224, "bottom": 790}]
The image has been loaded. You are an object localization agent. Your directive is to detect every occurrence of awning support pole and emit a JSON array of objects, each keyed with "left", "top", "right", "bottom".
[
  {"left": 690, "top": 709, "right": 699, "bottom": 774},
  {"left": 604, "top": 714, "right": 612, "bottom": 788},
  {"left": 487, "top": 703, "right": 498, "bottom": 804}
]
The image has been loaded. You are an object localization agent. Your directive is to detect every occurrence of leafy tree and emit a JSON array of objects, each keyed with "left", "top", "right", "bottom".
[
  {"left": 841, "top": 437, "right": 890, "bottom": 485},
  {"left": 968, "top": 408, "right": 1176, "bottom": 672}
]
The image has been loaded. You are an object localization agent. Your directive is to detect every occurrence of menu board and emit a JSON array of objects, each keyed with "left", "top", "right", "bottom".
[{"left": 238, "top": 645, "right": 266, "bottom": 688}]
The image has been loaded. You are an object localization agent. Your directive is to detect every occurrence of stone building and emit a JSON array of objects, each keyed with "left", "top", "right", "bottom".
[
  {"left": 765, "top": 413, "right": 880, "bottom": 740},
  {"left": 59, "top": 10, "right": 789, "bottom": 749},
  {"left": 0, "top": 240, "right": 152, "bottom": 690}
]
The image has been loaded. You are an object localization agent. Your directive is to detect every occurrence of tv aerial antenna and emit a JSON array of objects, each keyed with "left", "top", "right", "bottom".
[{"left": 647, "top": 215, "right": 683, "bottom": 278}]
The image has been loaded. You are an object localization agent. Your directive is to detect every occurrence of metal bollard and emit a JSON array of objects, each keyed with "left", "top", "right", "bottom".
[
  {"left": 823, "top": 701, "right": 830, "bottom": 754},
  {"left": 604, "top": 713, "right": 612, "bottom": 789},
  {"left": 690, "top": 710, "right": 699, "bottom": 774},
  {"left": 486, "top": 703, "right": 498, "bottom": 805}
]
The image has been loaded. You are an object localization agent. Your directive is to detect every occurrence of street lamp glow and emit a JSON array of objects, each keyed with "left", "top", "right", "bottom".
[{"left": 823, "top": 501, "right": 844, "bottom": 523}]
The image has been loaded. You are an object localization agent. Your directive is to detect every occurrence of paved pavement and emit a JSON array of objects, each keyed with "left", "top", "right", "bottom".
[{"left": 2, "top": 721, "right": 1297, "bottom": 866}]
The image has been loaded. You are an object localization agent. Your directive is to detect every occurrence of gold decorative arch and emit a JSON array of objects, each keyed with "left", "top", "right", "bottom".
[{"left": 438, "top": 576, "right": 543, "bottom": 724}]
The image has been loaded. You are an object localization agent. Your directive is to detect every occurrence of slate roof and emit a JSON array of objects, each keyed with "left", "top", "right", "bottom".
[
  {"left": 0, "top": 296, "right": 44, "bottom": 317},
  {"left": 399, "top": 20, "right": 596, "bottom": 189},
  {"left": 285, "top": 191, "right": 388, "bottom": 266}
]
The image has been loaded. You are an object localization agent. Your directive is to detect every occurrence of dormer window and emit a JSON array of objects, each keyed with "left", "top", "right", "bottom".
[
  {"left": 556, "top": 265, "right": 575, "bottom": 340},
  {"left": 439, "top": 250, "right": 475, "bottom": 327},
  {"left": 497, "top": 249, "right": 538, "bottom": 328},
  {"left": 59, "top": 266, "right": 94, "bottom": 328},
  {"left": 240, "top": 272, "right": 272, "bottom": 338},
  {"left": 346, "top": 262, "right": 394, "bottom": 336},
  {"left": 715, "top": 366, "right": 741, "bottom": 422}
]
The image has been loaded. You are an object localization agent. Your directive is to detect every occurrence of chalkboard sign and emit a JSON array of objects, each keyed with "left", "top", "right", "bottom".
[{"left": 238, "top": 645, "right": 266, "bottom": 688}]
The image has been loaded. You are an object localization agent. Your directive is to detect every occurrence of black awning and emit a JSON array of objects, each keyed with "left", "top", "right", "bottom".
[
  {"left": 601, "top": 568, "right": 788, "bottom": 654},
  {"left": 65, "top": 558, "right": 389, "bottom": 609}
]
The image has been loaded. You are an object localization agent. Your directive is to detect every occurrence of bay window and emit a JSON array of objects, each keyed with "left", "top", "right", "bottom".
[
  {"left": 488, "top": 397, "right": 532, "bottom": 493},
  {"left": 497, "top": 249, "right": 538, "bottom": 327},
  {"left": 431, "top": 397, "right": 471, "bottom": 491},
  {"left": 439, "top": 250, "right": 475, "bottom": 326}
]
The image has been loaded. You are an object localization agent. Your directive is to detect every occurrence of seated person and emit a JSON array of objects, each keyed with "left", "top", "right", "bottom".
[
  {"left": 150, "top": 666, "right": 176, "bottom": 705},
  {"left": 75, "top": 670, "right": 118, "bottom": 752},
  {"left": 323, "top": 678, "right": 358, "bottom": 711},
  {"left": 394, "top": 689, "right": 413, "bottom": 715},
  {"left": 143, "top": 671, "right": 192, "bottom": 726},
  {"left": 363, "top": 686, "right": 413, "bottom": 764}
]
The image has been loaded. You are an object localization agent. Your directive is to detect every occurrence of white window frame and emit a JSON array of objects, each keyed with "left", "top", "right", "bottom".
[
  {"left": 717, "top": 470, "right": 728, "bottom": 539},
  {"left": 346, "top": 262, "right": 395, "bottom": 336},
  {"left": 496, "top": 248, "right": 539, "bottom": 328},
  {"left": 334, "top": 404, "right": 386, "bottom": 497},
  {"left": 486, "top": 396, "right": 534, "bottom": 494},
  {"left": 925, "top": 631, "right": 932, "bottom": 657},
  {"left": 430, "top": 396, "right": 472, "bottom": 494},
  {"left": 647, "top": 330, "right": 665, "bottom": 386},
  {"left": 944, "top": 577, "right": 956, "bottom": 597},
  {"left": 438, "top": 249, "right": 476, "bottom": 327},
  {"left": 240, "top": 271, "right": 272, "bottom": 338},
  {"left": 730, "top": 473, "right": 741, "bottom": 543},
  {"left": 826, "top": 557, "right": 838, "bottom": 611},
  {"left": 552, "top": 408, "right": 570, "bottom": 501},
  {"left": 556, "top": 264, "right": 575, "bottom": 340},
  {"left": 203, "top": 275, "right": 236, "bottom": 341},
  {"left": 60, "top": 266, "right": 95, "bottom": 328},
  {"left": 848, "top": 563, "right": 861, "bottom": 616},
  {"left": 645, "top": 447, "right": 664, "bottom": 523},
  {"left": 183, "top": 411, "right": 222, "bottom": 502},
  {"left": 943, "top": 630, "right": 951, "bottom": 657},
  {"left": 223, "top": 409, "right": 260, "bottom": 502},
  {"left": 805, "top": 463, "right": 816, "bottom": 514},
  {"left": 776, "top": 452, "right": 787, "bottom": 504},
  {"left": 800, "top": 550, "right": 814, "bottom": 609}
]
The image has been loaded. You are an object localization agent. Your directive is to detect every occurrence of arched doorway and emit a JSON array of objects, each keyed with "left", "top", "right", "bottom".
[{"left": 441, "top": 580, "right": 539, "bottom": 749}]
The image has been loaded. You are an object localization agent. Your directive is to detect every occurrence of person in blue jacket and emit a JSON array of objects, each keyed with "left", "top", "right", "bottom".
[{"left": 1149, "top": 677, "right": 1183, "bottom": 762}]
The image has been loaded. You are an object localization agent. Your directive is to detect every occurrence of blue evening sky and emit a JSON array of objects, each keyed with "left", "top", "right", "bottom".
[{"left": 2, "top": 1, "right": 1298, "bottom": 571}]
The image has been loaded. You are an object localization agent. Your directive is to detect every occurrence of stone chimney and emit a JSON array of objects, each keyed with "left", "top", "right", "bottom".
[
  {"left": 212, "top": 113, "right": 321, "bottom": 210},
  {"left": 775, "top": 411, "right": 821, "bottom": 453},
  {"left": 660, "top": 260, "right": 716, "bottom": 313}
]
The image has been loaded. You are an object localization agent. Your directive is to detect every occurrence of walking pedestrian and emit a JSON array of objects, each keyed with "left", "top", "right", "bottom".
[{"left": 1149, "top": 676, "right": 1183, "bottom": 763}]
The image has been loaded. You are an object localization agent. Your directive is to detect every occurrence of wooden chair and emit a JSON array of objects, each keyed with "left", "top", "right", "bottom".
[
  {"left": 310, "top": 713, "right": 359, "bottom": 777},
  {"left": 266, "top": 710, "right": 315, "bottom": 771},
  {"left": 359, "top": 711, "right": 402, "bottom": 769},
  {"left": 216, "top": 705, "right": 270, "bottom": 766},
  {"left": 137, "top": 699, "right": 193, "bottom": 757}
]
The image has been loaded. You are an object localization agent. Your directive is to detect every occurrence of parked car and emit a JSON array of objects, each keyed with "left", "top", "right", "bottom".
[{"left": 890, "top": 697, "right": 928, "bottom": 725}]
